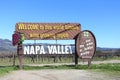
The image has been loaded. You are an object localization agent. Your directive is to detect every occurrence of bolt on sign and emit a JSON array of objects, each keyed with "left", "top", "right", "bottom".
[
  {"left": 76, "top": 30, "right": 96, "bottom": 59},
  {"left": 15, "top": 23, "right": 81, "bottom": 40}
]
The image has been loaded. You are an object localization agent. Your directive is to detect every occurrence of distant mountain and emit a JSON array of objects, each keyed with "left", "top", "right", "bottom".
[
  {"left": 0, "top": 39, "right": 17, "bottom": 53},
  {"left": 96, "top": 47, "right": 120, "bottom": 51}
]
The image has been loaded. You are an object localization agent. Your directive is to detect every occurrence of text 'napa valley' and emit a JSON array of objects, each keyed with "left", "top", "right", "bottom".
[{"left": 24, "top": 45, "right": 73, "bottom": 54}]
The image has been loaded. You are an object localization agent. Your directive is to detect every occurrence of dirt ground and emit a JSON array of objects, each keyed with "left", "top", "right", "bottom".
[
  {"left": 0, "top": 60, "right": 120, "bottom": 80},
  {"left": 0, "top": 70, "right": 120, "bottom": 80}
]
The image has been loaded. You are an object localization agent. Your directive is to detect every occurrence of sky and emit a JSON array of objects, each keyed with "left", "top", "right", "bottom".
[{"left": 0, "top": 0, "right": 120, "bottom": 48}]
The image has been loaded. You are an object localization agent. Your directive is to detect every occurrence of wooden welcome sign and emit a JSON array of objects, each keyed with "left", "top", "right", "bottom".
[{"left": 12, "top": 22, "right": 96, "bottom": 69}]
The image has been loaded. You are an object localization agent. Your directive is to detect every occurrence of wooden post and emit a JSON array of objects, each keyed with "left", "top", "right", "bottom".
[
  {"left": 75, "top": 53, "right": 78, "bottom": 67},
  {"left": 19, "top": 54, "right": 23, "bottom": 69},
  {"left": 17, "top": 44, "right": 23, "bottom": 69},
  {"left": 12, "top": 53, "right": 16, "bottom": 66},
  {"left": 75, "top": 39, "right": 78, "bottom": 67},
  {"left": 88, "top": 59, "right": 92, "bottom": 67}
]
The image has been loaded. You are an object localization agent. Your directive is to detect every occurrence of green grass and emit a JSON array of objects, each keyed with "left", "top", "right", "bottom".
[
  {"left": 23, "top": 63, "right": 120, "bottom": 71},
  {"left": 0, "top": 66, "right": 16, "bottom": 76},
  {"left": 87, "top": 63, "right": 120, "bottom": 71}
]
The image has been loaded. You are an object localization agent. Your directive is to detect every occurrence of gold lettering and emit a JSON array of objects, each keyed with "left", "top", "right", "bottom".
[
  {"left": 45, "top": 25, "right": 52, "bottom": 30},
  {"left": 18, "top": 23, "right": 39, "bottom": 30},
  {"left": 53, "top": 26, "right": 64, "bottom": 30},
  {"left": 27, "top": 24, "right": 39, "bottom": 30},
  {"left": 57, "top": 33, "right": 69, "bottom": 39},
  {"left": 72, "top": 26, "right": 79, "bottom": 30},
  {"left": 64, "top": 25, "right": 72, "bottom": 30},
  {"left": 39, "top": 25, "right": 44, "bottom": 30},
  {"left": 18, "top": 23, "right": 25, "bottom": 30},
  {"left": 64, "top": 25, "right": 79, "bottom": 30},
  {"left": 30, "top": 33, "right": 39, "bottom": 38},
  {"left": 40, "top": 33, "right": 54, "bottom": 39}
]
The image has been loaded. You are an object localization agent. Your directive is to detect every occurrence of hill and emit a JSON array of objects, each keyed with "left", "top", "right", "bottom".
[{"left": 0, "top": 39, "right": 16, "bottom": 53}]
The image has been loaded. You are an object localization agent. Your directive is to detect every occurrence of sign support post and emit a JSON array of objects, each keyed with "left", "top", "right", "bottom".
[
  {"left": 75, "top": 39, "right": 78, "bottom": 67},
  {"left": 17, "top": 44, "right": 23, "bottom": 69},
  {"left": 88, "top": 59, "right": 91, "bottom": 67}
]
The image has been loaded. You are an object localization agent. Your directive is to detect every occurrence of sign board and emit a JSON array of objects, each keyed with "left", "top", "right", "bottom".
[
  {"left": 76, "top": 30, "right": 96, "bottom": 59},
  {"left": 15, "top": 23, "right": 81, "bottom": 40}
]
